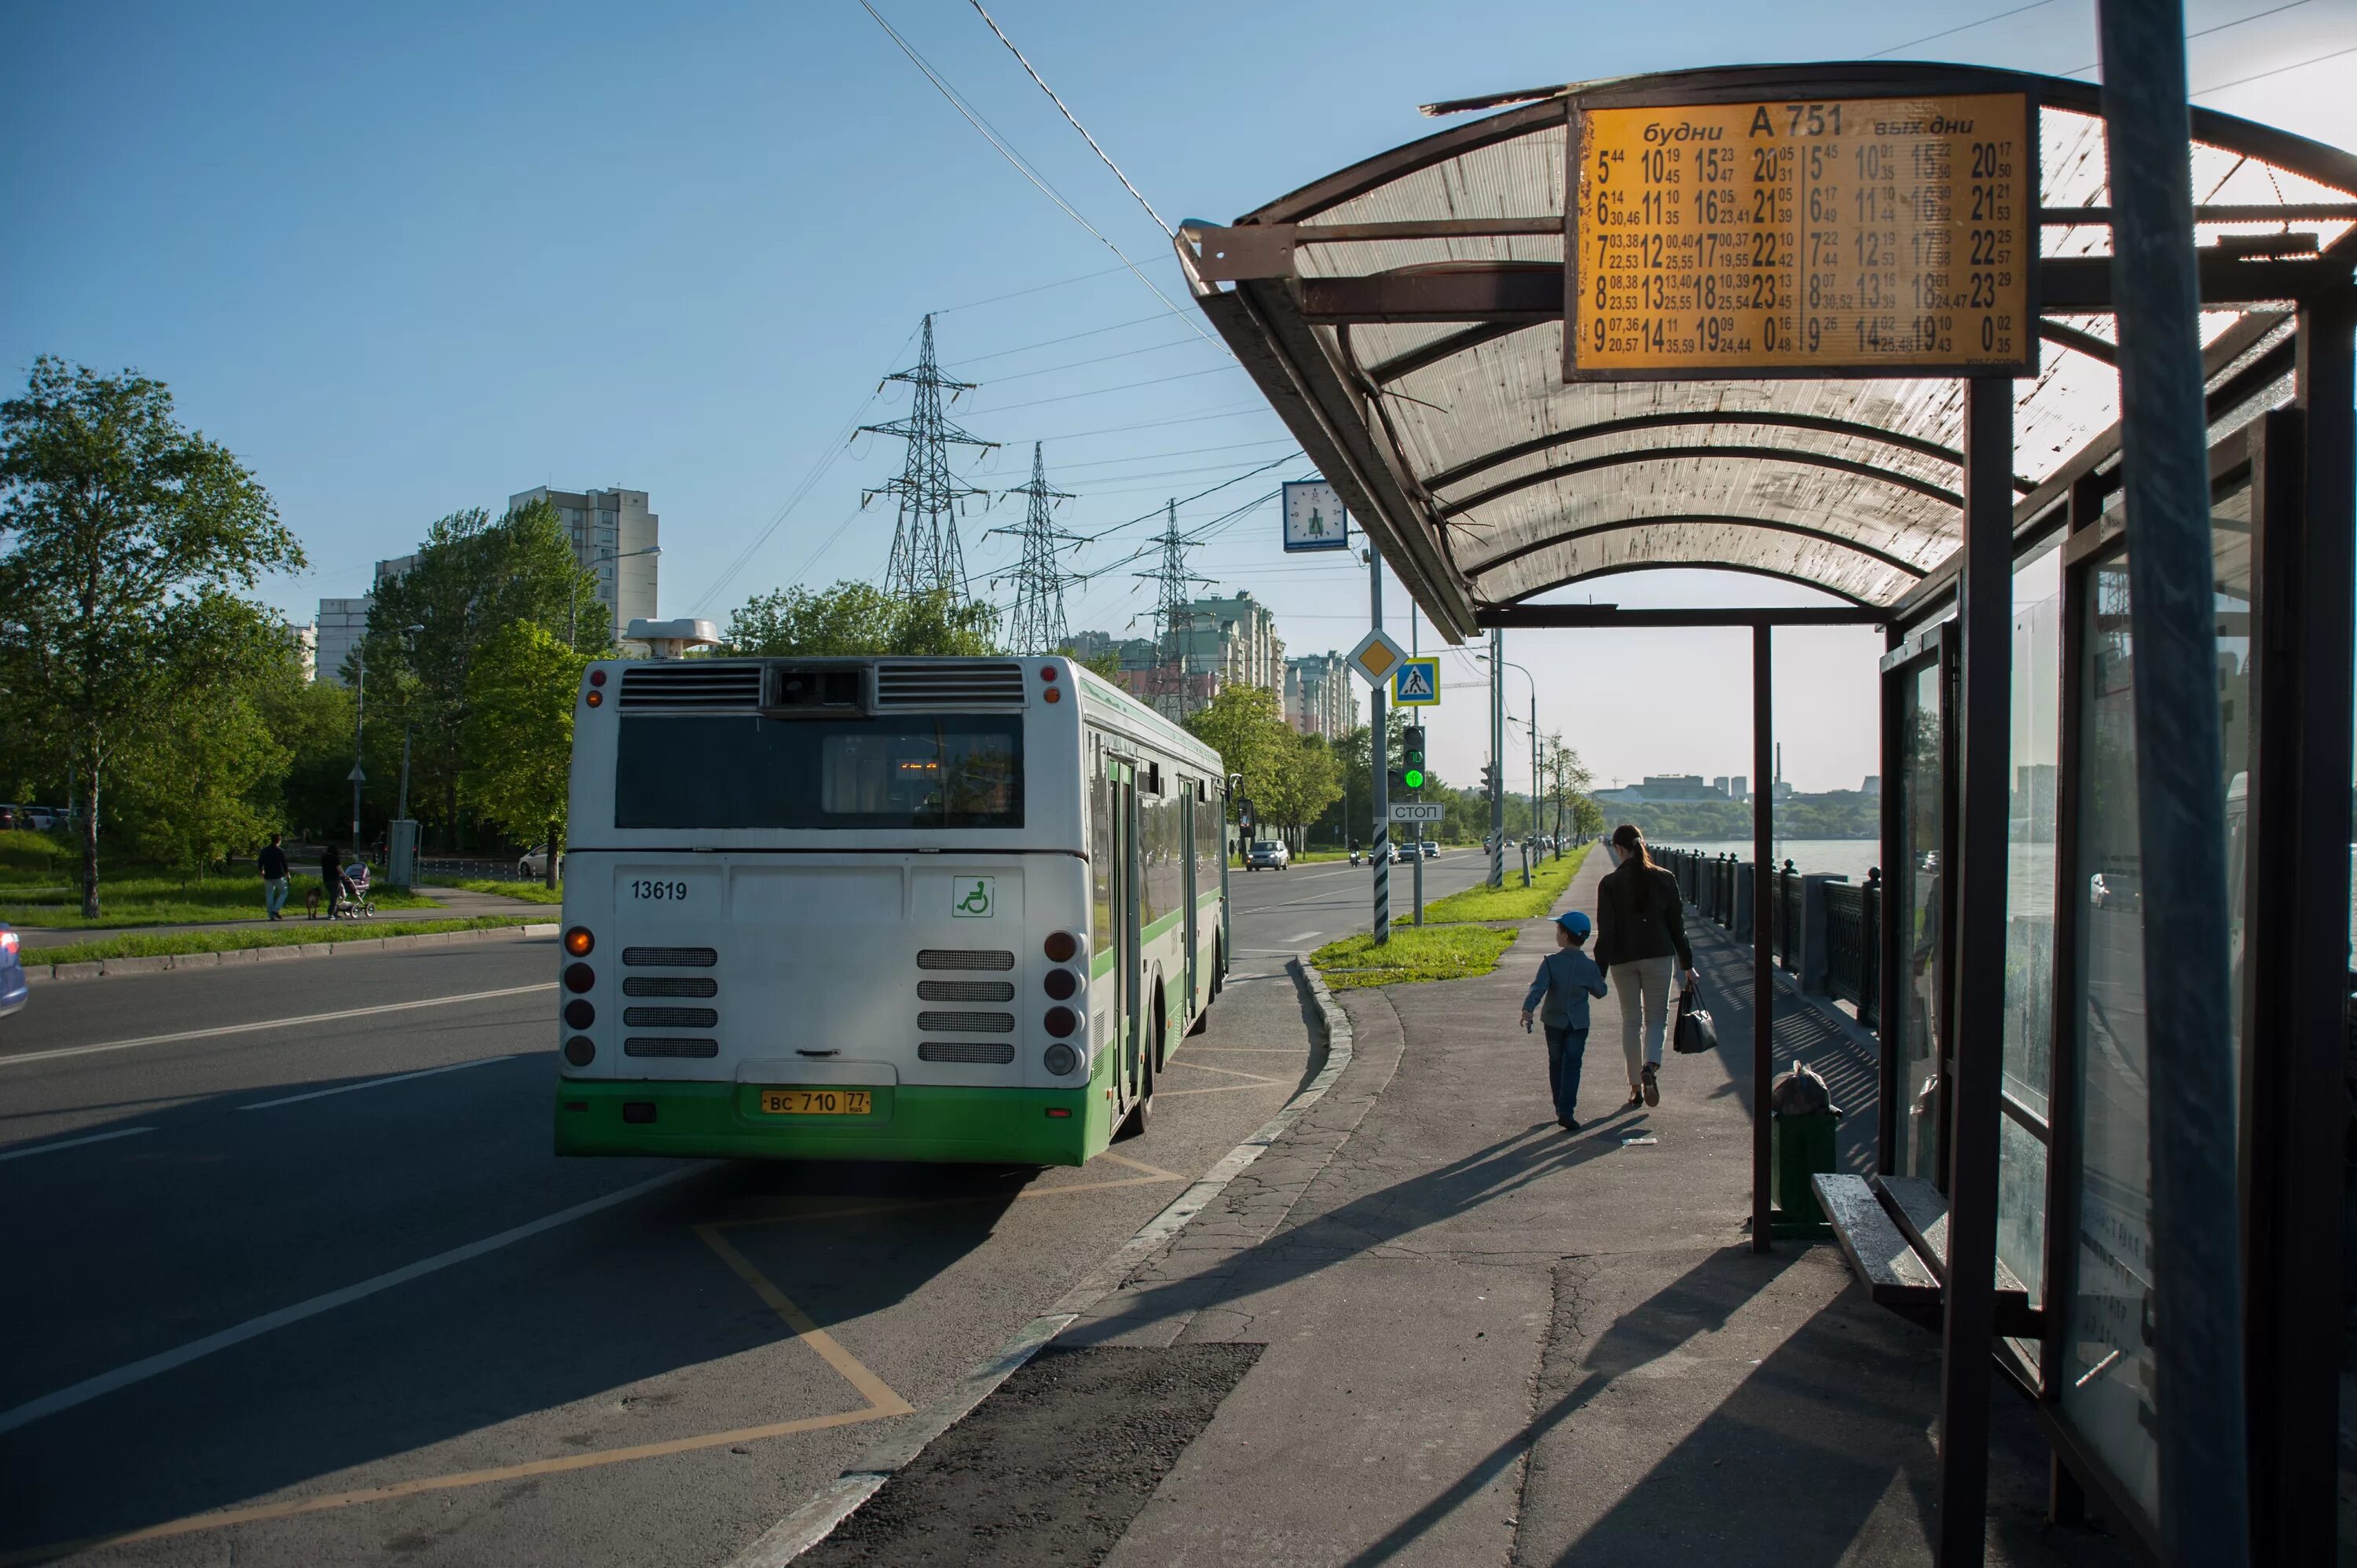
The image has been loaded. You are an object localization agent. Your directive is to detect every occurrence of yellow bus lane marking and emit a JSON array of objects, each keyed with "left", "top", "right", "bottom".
[{"left": 0, "top": 1150, "right": 1189, "bottom": 1561}]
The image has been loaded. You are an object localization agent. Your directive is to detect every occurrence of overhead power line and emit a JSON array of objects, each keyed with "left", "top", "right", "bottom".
[
  {"left": 856, "top": 0, "right": 1220, "bottom": 348},
  {"left": 966, "top": 0, "right": 1173, "bottom": 236}
]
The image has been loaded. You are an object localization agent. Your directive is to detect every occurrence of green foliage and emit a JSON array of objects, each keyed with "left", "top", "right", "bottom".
[
  {"left": 0, "top": 357, "right": 302, "bottom": 915},
  {"left": 722, "top": 581, "right": 997, "bottom": 657},
  {"left": 1058, "top": 644, "right": 1126, "bottom": 681},
  {"left": 1422, "top": 842, "right": 1592, "bottom": 924},
  {"left": 1182, "top": 684, "right": 1289, "bottom": 820},
  {"left": 423, "top": 876, "right": 565, "bottom": 904},
  {"left": 357, "top": 499, "right": 605, "bottom": 849},
  {"left": 0, "top": 830, "right": 70, "bottom": 880},
  {"left": 28, "top": 914, "right": 540, "bottom": 967},
  {"left": 460, "top": 621, "right": 586, "bottom": 847},
  {"left": 1310, "top": 925, "right": 1519, "bottom": 990},
  {"left": 1, "top": 870, "right": 438, "bottom": 929}
]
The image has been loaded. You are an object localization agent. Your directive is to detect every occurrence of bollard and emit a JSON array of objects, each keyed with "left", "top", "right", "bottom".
[{"left": 1771, "top": 1107, "right": 1840, "bottom": 1235}]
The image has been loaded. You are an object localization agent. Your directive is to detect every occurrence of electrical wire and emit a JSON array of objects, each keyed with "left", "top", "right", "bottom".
[
  {"left": 2060, "top": 0, "right": 2314, "bottom": 75},
  {"left": 1868, "top": 0, "right": 2055, "bottom": 58},
  {"left": 933, "top": 264, "right": 1130, "bottom": 313},
  {"left": 959, "top": 361, "right": 1241, "bottom": 419},
  {"left": 967, "top": 0, "right": 1173, "bottom": 236},
  {"left": 947, "top": 310, "right": 1176, "bottom": 365},
  {"left": 2195, "top": 37, "right": 2357, "bottom": 94},
  {"left": 856, "top": 1, "right": 1221, "bottom": 349},
  {"left": 971, "top": 332, "right": 1219, "bottom": 385}
]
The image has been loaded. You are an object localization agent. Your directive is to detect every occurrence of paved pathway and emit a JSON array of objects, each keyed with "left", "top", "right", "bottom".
[{"left": 1066, "top": 850, "right": 2132, "bottom": 1567}]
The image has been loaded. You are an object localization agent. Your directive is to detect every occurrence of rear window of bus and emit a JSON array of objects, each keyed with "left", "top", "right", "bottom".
[{"left": 614, "top": 714, "right": 1022, "bottom": 830}]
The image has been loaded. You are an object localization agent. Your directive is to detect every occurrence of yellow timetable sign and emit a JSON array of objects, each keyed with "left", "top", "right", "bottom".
[{"left": 1566, "top": 94, "right": 2035, "bottom": 379}]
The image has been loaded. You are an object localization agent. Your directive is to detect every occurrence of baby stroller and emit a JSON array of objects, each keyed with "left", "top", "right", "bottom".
[{"left": 332, "top": 862, "right": 377, "bottom": 920}]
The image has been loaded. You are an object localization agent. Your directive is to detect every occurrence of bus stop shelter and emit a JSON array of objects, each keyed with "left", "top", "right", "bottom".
[{"left": 1177, "top": 57, "right": 2356, "bottom": 1567}]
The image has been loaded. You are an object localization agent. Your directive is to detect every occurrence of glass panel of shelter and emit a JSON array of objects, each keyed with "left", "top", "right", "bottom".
[
  {"left": 1886, "top": 631, "right": 1955, "bottom": 1188},
  {"left": 2049, "top": 474, "right": 2257, "bottom": 1533}
]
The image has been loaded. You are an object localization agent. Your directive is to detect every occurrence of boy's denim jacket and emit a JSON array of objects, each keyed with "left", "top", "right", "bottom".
[{"left": 1523, "top": 947, "right": 1608, "bottom": 1030}]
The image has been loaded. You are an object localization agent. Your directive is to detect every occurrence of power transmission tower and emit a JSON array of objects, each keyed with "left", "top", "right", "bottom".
[
  {"left": 1135, "top": 499, "right": 1214, "bottom": 720},
  {"left": 988, "top": 442, "right": 1082, "bottom": 654},
  {"left": 861, "top": 314, "right": 997, "bottom": 603}
]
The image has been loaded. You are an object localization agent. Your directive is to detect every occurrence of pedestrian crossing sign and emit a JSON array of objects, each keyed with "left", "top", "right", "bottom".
[{"left": 1392, "top": 658, "right": 1440, "bottom": 706}]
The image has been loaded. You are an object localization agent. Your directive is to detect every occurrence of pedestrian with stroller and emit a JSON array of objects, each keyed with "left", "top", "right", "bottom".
[
  {"left": 1520, "top": 910, "right": 1609, "bottom": 1131},
  {"left": 1594, "top": 823, "right": 1697, "bottom": 1108},
  {"left": 258, "top": 833, "right": 290, "bottom": 921}
]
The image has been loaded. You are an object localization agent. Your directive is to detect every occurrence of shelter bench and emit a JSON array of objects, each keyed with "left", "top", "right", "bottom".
[{"left": 1813, "top": 1173, "right": 2041, "bottom": 1337}]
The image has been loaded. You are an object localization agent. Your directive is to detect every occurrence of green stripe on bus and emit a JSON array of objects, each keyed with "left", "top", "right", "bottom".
[{"left": 553, "top": 1080, "right": 1101, "bottom": 1167}]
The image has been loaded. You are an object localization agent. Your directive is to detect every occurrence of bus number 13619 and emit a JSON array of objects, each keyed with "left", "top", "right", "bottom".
[{"left": 630, "top": 879, "right": 691, "bottom": 901}]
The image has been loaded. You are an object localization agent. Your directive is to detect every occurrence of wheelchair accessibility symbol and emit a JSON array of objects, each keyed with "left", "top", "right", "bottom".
[{"left": 951, "top": 877, "right": 995, "bottom": 918}]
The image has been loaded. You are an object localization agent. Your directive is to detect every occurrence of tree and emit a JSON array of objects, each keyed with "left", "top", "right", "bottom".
[
  {"left": 1182, "top": 684, "right": 1289, "bottom": 823},
  {"left": 357, "top": 499, "right": 603, "bottom": 850},
  {"left": 0, "top": 357, "right": 302, "bottom": 914},
  {"left": 722, "top": 581, "right": 997, "bottom": 657},
  {"left": 1058, "top": 643, "right": 1125, "bottom": 681},
  {"left": 462, "top": 621, "right": 587, "bottom": 885},
  {"left": 1263, "top": 731, "right": 1343, "bottom": 848}
]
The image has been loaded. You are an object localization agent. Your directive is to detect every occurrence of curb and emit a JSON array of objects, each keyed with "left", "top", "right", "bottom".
[
  {"left": 725, "top": 958, "right": 1359, "bottom": 1568},
  {"left": 21, "top": 923, "right": 559, "bottom": 984}
]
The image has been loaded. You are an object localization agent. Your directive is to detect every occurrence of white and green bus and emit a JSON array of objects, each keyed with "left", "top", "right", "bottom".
[{"left": 552, "top": 654, "right": 1230, "bottom": 1166}]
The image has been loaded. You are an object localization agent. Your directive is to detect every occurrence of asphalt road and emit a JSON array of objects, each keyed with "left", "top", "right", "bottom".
[{"left": 0, "top": 849, "right": 1501, "bottom": 1566}]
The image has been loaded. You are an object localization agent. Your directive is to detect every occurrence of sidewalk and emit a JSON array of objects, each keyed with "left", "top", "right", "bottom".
[{"left": 1072, "top": 850, "right": 2128, "bottom": 1567}]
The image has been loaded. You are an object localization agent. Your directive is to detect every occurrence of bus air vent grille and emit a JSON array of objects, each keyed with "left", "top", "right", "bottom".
[
  {"left": 917, "top": 979, "right": 1015, "bottom": 1002},
  {"left": 873, "top": 661, "right": 1026, "bottom": 707},
  {"left": 623, "top": 1037, "right": 720, "bottom": 1058},
  {"left": 623, "top": 1006, "right": 719, "bottom": 1028},
  {"left": 622, "top": 947, "right": 717, "bottom": 967},
  {"left": 916, "top": 1010, "right": 1016, "bottom": 1034},
  {"left": 618, "top": 663, "right": 764, "bottom": 709},
  {"left": 916, "top": 949, "right": 1014, "bottom": 971},
  {"left": 919, "top": 1040, "right": 1017, "bottom": 1064},
  {"left": 623, "top": 976, "right": 717, "bottom": 997}
]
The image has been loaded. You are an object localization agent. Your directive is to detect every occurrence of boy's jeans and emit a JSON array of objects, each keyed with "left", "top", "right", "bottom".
[
  {"left": 1543, "top": 1024, "right": 1588, "bottom": 1124},
  {"left": 263, "top": 877, "right": 289, "bottom": 917}
]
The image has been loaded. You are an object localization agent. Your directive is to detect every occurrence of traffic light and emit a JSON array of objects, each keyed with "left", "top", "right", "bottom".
[
  {"left": 1398, "top": 726, "right": 1426, "bottom": 793},
  {"left": 1479, "top": 760, "right": 1500, "bottom": 797}
]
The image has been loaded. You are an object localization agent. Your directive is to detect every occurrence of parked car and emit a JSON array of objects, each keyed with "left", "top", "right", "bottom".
[
  {"left": 1419, "top": 841, "right": 1439, "bottom": 859},
  {"left": 1244, "top": 839, "right": 1291, "bottom": 871},
  {"left": 20, "top": 807, "right": 59, "bottom": 833},
  {"left": 517, "top": 845, "right": 565, "bottom": 881},
  {"left": 2089, "top": 868, "right": 2140, "bottom": 911},
  {"left": 0, "top": 922, "right": 25, "bottom": 1019},
  {"left": 0, "top": 804, "right": 16, "bottom": 831}
]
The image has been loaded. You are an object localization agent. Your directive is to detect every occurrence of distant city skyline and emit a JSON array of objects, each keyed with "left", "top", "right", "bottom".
[{"left": 7, "top": 1, "right": 2347, "bottom": 789}]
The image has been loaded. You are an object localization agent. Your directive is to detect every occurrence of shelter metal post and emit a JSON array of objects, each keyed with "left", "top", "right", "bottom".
[
  {"left": 1750, "top": 623, "right": 1772, "bottom": 1255},
  {"left": 1371, "top": 550, "right": 1390, "bottom": 945},
  {"left": 1876, "top": 625, "right": 1903, "bottom": 1175},
  {"left": 2242, "top": 290, "right": 2356, "bottom": 1565},
  {"left": 1936, "top": 375, "right": 2014, "bottom": 1566},
  {"left": 1490, "top": 628, "right": 1505, "bottom": 888},
  {"left": 2099, "top": 3, "right": 2253, "bottom": 1559}
]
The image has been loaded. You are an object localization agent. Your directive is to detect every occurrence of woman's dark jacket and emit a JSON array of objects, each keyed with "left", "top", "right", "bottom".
[{"left": 1593, "top": 857, "right": 1694, "bottom": 973}]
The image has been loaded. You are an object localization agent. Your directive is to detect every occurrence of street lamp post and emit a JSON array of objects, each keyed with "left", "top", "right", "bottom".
[
  {"left": 572, "top": 544, "right": 662, "bottom": 649},
  {"left": 1480, "top": 654, "right": 1540, "bottom": 887},
  {"left": 349, "top": 647, "right": 366, "bottom": 853}
]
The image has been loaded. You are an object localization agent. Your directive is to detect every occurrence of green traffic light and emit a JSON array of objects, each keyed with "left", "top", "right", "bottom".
[{"left": 1402, "top": 768, "right": 1424, "bottom": 789}]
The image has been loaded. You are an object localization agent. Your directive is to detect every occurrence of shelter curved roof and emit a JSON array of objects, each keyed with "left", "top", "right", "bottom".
[{"left": 1178, "top": 62, "right": 2357, "bottom": 636}]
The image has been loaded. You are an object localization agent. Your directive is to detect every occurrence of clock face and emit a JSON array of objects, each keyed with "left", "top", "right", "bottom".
[{"left": 1283, "top": 482, "right": 1346, "bottom": 550}]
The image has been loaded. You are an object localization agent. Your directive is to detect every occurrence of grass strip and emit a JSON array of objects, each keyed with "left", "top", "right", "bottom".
[
  {"left": 29, "top": 916, "right": 544, "bottom": 968},
  {"left": 423, "top": 877, "right": 566, "bottom": 905},
  {"left": 1423, "top": 842, "right": 1592, "bottom": 925},
  {"left": 1, "top": 873, "right": 440, "bottom": 928},
  {"left": 1309, "top": 925, "right": 1519, "bottom": 991}
]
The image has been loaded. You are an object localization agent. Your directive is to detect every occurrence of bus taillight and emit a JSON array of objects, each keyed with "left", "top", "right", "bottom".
[
  {"left": 1043, "top": 930, "right": 1078, "bottom": 962},
  {"left": 1043, "top": 1006, "right": 1077, "bottom": 1038},
  {"left": 565, "top": 926, "right": 594, "bottom": 956}
]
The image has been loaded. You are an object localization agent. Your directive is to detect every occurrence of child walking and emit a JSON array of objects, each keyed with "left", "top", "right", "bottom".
[{"left": 1520, "top": 910, "right": 1610, "bottom": 1132}]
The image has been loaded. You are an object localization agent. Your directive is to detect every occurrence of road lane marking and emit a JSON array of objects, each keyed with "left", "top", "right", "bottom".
[
  {"left": 0, "top": 984, "right": 558, "bottom": 1068},
  {"left": 0, "top": 1126, "right": 155, "bottom": 1162},
  {"left": 696, "top": 1225, "right": 915, "bottom": 1417},
  {"left": 236, "top": 1055, "right": 515, "bottom": 1111},
  {"left": 0, "top": 1407, "right": 900, "bottom": 1566},
  {"left": 1164, "top": 1058, "right": 1282, "bottom": 1083},
  {"left": 1159, "top": 1082, "right": 1293, "bottom": 1097},
  {"left": 0, "top": 1164, "right": 698, "bottom": 1437},
  {"left": 1284, "top": 929, "right": 1321, "bottom": 944}
]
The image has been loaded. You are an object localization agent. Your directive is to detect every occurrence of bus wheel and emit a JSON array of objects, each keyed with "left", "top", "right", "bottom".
[
  {"left": 1210, "top": 935, "right": 1223, "bottom": 998},
  {"left": 1119, "top": 1013, "right": 1159, "bottom": 1139}
]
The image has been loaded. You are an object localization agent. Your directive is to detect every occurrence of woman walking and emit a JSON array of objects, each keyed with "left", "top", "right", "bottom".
[{"left": 1593, "top": 823, "right": 1697, "bottom": 1108}]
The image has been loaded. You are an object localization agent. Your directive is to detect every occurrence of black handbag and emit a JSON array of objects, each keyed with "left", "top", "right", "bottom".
[{"left": 1672, "top": 980, "right": 1717, "bottom": 1055}]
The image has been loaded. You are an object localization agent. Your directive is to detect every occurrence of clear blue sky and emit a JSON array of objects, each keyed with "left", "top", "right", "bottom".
[{"left": 6, "top": 0, "right": 2352, "bottom": 793}]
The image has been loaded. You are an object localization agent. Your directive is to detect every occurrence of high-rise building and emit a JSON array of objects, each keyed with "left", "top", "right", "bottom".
[
  {"left": 511, "top": 485, "right": 659, "bottom": 643},
  {"left": 287, "top": 621, "right": 318, "bottom": 683},
  {"left": 313, "top": 598, "right": 372, "bottom": 687},
  {"left": 1284, "top": 652, "right": 1358, "bottom": 739}
]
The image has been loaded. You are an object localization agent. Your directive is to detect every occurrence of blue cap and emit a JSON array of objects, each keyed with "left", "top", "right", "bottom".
[{"left": 1556, "top": 910, "right": 1592, "bottom": 936}]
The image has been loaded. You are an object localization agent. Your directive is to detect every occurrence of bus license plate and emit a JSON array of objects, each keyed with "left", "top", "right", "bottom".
[{"left": 760, "top": 1089, "right": 872, "bottom": 1116}]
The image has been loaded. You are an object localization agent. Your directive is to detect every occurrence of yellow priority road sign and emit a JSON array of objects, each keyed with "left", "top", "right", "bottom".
[{"left": 1347, "top": 628, "right": 1409, "bottom": 687}]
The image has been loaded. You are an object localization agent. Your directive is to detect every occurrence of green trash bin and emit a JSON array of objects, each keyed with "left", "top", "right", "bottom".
[{"left": 1771, "top": 1108, "right": 1841, "bottom": 1234}]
